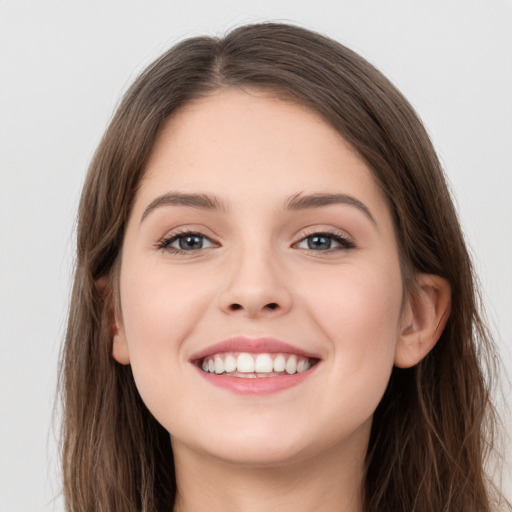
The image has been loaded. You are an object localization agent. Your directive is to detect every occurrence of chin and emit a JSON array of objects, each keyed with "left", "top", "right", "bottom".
[
  {"left": 169, "top": 416, "right": 316, "bottom": 468},
  {"left": 202, "top": 437, "right": 313, "bottom": 468}
]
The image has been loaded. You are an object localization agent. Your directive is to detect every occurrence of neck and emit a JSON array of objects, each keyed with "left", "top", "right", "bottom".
[{"left": 171, "top": 437, "right": 366, "bottom": 512}]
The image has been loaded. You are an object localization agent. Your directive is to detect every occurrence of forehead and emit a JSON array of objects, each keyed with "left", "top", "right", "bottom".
[{"left": 138, "top": 88, "right": 389, "bottom": 220}]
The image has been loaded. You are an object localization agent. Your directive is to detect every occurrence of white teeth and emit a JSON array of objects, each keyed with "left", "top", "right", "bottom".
[
  {"left": 273, "top": 354, "right": 286, "bottom": 372},
  {"left": 255, "top": 353, "right": 273, "bottom": 373},
  {"left": 237, "top": 353, "right": 255, "bottom": 373},
  {"left": 200, "top": 352, "right": 314, "bottom": 376},
  {"left": 214, "top": 355, "right": 224, "bottom": 374},
  {"left": 285, "top": 355, "right": 297, "bottom": 374},
  {"left": 224, "top": 354, "right": 237, "bottom": 373},
  {"left": 297, "top": 358, "right": 309, "bottom": 373}
]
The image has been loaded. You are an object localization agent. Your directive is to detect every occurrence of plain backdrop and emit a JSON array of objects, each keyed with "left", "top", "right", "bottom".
[{"left": 0, "top": 1, "right": 511, "bottom": 510}]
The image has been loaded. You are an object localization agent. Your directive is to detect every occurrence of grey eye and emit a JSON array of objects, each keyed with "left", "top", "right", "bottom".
[
  {"left": 177, "top": 234, "right": 206, "bottom": 250},
  {"left": 296, "top": 232, "right": 355, "bottom": 251},
  {"left": 306, "top": 235, "right": 333, "bottom": 250},
  {"left": 161, "top": 232, "right": 216, "bottom": 252}
]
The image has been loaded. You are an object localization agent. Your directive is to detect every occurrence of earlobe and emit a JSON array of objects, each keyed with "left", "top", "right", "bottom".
[
  {"left": 95, "top": 276, "right": 131, "bottom": 365},
  {"left": 394, "top": 274, "right": 451, "bottom": 368},
  {"left": 112, "top": 324, "right": 131, "bottom": 365}
]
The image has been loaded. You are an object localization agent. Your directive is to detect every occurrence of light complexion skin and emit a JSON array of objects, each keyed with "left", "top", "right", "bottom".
[{"left": 111, "top": 89, "right": 450, "bottom": 512}]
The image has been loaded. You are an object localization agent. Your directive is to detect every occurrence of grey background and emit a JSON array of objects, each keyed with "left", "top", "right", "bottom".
[{"left": 0, "top": 1, "right": 510, "bottom": 510}]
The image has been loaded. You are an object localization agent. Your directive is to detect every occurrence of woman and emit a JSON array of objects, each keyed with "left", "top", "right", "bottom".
[{"left": 61, "top": 22, "right": 504, "bottom": 511}]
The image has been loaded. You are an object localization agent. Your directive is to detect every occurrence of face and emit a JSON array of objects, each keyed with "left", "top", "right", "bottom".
[{"left": 113, "top": 88, "right": 407, "bottom": 467}]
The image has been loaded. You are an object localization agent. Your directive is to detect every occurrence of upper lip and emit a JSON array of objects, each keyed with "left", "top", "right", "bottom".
[{"left": 189, "top": 336, "right": 321, "bottom": 362}]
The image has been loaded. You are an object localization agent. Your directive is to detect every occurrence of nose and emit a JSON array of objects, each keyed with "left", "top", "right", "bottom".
[{"left": 217, "top": 246, "right": 292, "bottom": 319}]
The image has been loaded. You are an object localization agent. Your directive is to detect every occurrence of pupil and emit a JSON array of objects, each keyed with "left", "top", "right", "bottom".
[
  {"left": 308, "top": 235, "right": 331, "bottom": 250},
  {"left": 179, "top": 235, "right": 203, "bottom": 250}
]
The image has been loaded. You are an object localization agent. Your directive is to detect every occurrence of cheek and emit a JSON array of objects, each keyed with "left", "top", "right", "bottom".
[
  {"left": 121, "top": 261, "right": 213, "bottom": 345},
  {"left": 297, "top": 263, "right": 403, "bottom": 434},
  {"left": 306, "top": 262, "right": 403, "bottom": 386},
  {"left": 118, "top": 262, "right": 216, "bottom": 403}
]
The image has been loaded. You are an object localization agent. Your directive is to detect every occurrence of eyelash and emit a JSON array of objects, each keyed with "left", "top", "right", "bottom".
[{"left": 155, "top": 228, "right": 356, "bottom": 255}]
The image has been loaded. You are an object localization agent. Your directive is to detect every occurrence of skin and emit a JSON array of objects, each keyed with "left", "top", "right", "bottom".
[{"left": 112, "top": 88, "right": 450, "bottom": 512}]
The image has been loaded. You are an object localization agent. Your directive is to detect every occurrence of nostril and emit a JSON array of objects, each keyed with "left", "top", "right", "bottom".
[{"left": 228, "top": 302, "right": 279, "bottom": 312}]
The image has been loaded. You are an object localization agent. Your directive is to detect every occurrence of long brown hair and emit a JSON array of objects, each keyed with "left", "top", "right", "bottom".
[{"left": 60, "top": 22, "right": 502, "bottom": 511}]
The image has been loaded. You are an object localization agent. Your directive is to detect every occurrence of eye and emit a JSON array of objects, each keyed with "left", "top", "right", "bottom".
[
  {"left": 295, "top": 232, "right": 355, "bottom": 251},
  {"left": 157, "top": 231, "right": 216, "bottom": 253}
]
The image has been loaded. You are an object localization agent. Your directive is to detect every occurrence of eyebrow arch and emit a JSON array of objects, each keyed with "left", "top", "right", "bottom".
[
  {"left": 284, "top": 193, "right": 377, "bottom": 226},
  {"left": 141, "top": 190, "right": 376, "bottom": 226},
  {"left": 141, "top": 192, "right": 229, "bottom": 222}
]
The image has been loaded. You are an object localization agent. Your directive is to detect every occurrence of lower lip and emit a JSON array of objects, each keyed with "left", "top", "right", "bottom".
[{"left": 194, "top": 365, "right": 318, "bottom": 395}]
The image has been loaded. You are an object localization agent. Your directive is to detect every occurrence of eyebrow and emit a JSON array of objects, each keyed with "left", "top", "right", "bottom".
[
  {"left": 141, "top": 192, "right": 229, "bottom": 222},
  {"left": 284, "top": 192, "right": 376, "bottom": 225},
  {"left": 141, "top": 191, "right": 376, "bottom": 226}
]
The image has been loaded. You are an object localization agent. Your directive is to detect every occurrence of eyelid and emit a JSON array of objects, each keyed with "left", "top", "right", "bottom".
[
  {"left": 293, "top": 227, "right": 356, "bottom": 251},
  {"left": 155, "top": 227, "right": 218, "bottom": 253}
]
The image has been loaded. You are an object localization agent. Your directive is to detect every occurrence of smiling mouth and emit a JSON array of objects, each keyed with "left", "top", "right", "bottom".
[{"left": 197, "top": 352, "right": 319, "bottom": 378}]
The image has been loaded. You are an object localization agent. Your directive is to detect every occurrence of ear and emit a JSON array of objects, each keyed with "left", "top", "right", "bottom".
[
  {"left": 96, "top": 276, "right": 130, "bottom": 365},
  {"left": 394, "top": 274, "right": 451, "bottom": 368}
]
